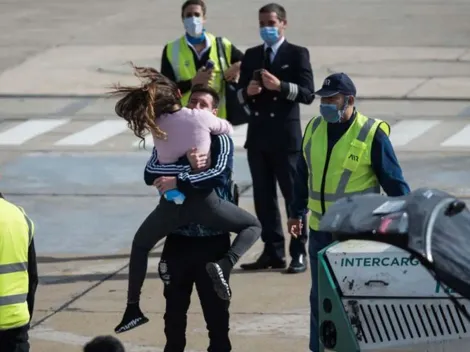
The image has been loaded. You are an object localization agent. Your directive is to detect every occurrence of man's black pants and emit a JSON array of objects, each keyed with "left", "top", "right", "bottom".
[
  {"left": 159, "top": 234, "right": 232, "bottom": 352},
  {"left": 0, "top": 325, "right": 29, "bottom": 352},
  {"left": 247, "top": 149, "right": 308, "bottom": 261}
]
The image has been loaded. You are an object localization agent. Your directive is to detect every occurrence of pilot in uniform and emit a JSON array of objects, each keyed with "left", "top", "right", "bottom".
[{"left": 237, "top": 3, "right": 315, "bottom": 273}]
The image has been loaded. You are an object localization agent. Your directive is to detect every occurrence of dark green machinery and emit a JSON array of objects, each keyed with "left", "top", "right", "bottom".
[{"left": 317, "top": 240, "right": 470, "bottom": 352}]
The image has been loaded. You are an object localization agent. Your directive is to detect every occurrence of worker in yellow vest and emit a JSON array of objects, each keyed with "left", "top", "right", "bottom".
[
  {"left": 286, "top": 73, "right": 411, "bottom": 352},
  {"left": 160, "top": 0, "right": 244, "bottom": 119},
  {"left": 0, "top": 192, "right": 38, "bottom": 352}
]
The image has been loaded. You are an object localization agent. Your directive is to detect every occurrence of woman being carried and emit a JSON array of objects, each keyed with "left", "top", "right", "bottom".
[{"left": 112, "top": 66, "right": 261, "bottom": 333}]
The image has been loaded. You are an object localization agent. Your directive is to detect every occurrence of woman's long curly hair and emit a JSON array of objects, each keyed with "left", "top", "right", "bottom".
[{"left": 110, "top": 63, "right": 181, "bottom": 142}]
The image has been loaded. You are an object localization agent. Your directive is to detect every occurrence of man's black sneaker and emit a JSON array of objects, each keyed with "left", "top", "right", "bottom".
[
  {"left": 114, "top": 303, "right": 149, "bottom": 334},
  {"left": 206, "top": 262, "right": 232, "bottom": 301}
]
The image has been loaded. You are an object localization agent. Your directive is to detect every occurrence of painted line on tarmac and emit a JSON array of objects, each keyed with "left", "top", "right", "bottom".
[{"left": 30, "top": 326, "right": 203, "bottom": 352}]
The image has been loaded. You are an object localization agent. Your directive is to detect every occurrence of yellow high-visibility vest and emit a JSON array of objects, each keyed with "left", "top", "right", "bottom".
[
  {"left": 0, "top": 198, "right": 35, "bottom": 330},
  {"left": 165, "top": 33, "right": 233, "bottom": 119},
  {"left": 302, "top": 111, "right": 390, "bottom": 230}
]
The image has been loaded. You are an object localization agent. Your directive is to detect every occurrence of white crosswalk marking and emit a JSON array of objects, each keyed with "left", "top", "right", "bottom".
[
  {"left": 441, "top": 124, "right": 470, "bottom": 147},
  {"left": 389, "top": 120, "right": 441, "bottom": 146},
  {"left": 132, "top": 125, "right": 249, "bottom": 149},
  {"left": 132, "top": 125, "right": 248, "bottom": 149},
  {"left": 54, "top": 120, "right": 128, "bottom": 146},
  {"left": 232, "top": 124, "right": 248, "bottom": 149},
  {"left": 133, "top": 126, "right": 248, "bottom": 149},
  {"left": 1, "top": 118, "right": 470, "bottom": 151},
  {"left": 0, "top": 119, "right": 69, "bottom": 145}
]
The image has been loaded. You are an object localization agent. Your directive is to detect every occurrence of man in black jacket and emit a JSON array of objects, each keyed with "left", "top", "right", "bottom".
[
  {"left": 237, "top": 3, "right": 315, "bottom": 274},
  {"left": 146, "top": 134, "right": 235, "bottom": 352},
  {"left": 116, "top": 87, "right": 238, "bottom": 351}
]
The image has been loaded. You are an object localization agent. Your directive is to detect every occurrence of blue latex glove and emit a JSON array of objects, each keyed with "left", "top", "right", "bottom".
[{"left": 161, "top": 189, "right": 186, "bottom": 205}]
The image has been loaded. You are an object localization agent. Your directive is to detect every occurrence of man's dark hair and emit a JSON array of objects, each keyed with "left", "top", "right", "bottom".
[
  {"left": 190, "top": 85, "right": 220, "bottom": 108},
  {"left": 259, "top": 3, "right": 287, "bottom": 21},
  {"left": 83, "top": 335, "right": 125, "bottom": 352},
  {"left": 181, "top": 0, "right": 207, "bottom": 18}
]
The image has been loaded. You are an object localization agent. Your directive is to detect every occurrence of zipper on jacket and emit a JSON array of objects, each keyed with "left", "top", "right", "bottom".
[
  {"left": 320, "top": 111, "right": 357, "bottom": 214},
  {"left": 319, "top": 150, "right": 333, "bottom": 215}
]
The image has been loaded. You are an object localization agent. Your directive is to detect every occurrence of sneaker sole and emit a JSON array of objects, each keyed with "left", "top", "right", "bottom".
[
  {"left": 206, "top": 263, "right": 231, "bottom": 301},
  {"left": 115, "top": 316, "right": 149, "bottom": 334}
]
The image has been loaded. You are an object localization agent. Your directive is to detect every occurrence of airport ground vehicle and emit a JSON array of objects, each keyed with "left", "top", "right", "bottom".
[{"left": 317, "top": 188, "right": 470, "bottom": 351}]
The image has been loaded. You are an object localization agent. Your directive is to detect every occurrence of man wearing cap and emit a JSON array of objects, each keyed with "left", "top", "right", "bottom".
[{"left": 287, "top": 72, "right": 410, "bottom": 352}]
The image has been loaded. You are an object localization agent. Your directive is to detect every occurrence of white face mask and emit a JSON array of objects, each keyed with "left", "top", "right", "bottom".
[{"left": 183, "top": 16, "right": 203, "bottom": 37}]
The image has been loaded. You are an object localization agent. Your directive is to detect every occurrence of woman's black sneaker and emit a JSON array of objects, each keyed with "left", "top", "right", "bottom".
[
  {"left": 206, "top": 262, "right": 232, "bottom": 301},
  {"left": 114, "top": 303, "right": 149, "bottom": 334}
]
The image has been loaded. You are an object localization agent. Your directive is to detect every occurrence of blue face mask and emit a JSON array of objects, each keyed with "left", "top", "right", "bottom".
[
  {"left": 183, "top": 16, "right": 204, "bottom": 38},
  {"left": 260, "top": 26, "right": 280, "bottom": 46},
  {"left": 320, "top": 97, "right": 349, "bottom": 123}
]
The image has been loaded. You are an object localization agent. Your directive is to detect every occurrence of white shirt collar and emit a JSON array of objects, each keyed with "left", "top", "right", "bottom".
[
  {"left": 185, "top": 34, "right": 211, "bottom": 59},
  {"left": 264, "top": 36, "right": 285, "bottom": 56}
]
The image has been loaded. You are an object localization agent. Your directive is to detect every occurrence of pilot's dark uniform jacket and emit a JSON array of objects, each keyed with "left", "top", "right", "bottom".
[
  {"left": 237, "top": 41, "right": 314, "bottom": 152},
  {"left": 237, "top": 39, "right": 315, "bottom": 271},
  {"left": 144, "top": 134, "right": 237, "bottom": 352}
]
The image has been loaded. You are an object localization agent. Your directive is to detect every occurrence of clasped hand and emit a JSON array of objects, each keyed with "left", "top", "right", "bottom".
[
  {"left": 186, "top": 147, "right": 211, "bottom": 170},
  {"left": 154, "top": 176, "right": 177, "bottom": 193},
  {"left": 247, "top": 70, "right": 280, "bottom": 96},
  {"left": 287, "top": 218, "right": 303, "bottom": 238},
  {"left": 154, "top": 148, "right": 211, "bottom": 193},
  {"left": 192, "top": 67, "right": 213, "bottom": 87}
]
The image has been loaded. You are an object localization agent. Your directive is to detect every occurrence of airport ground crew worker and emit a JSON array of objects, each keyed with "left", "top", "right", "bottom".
[
  {"left": 160, "top": 0, "right": 244, "bottom": 119},
  {"left": 0, "top": 193, "right": 38, "bottom": 352},
  {"left": 287, "top": 73, "right": 411, "bottom": 352}
]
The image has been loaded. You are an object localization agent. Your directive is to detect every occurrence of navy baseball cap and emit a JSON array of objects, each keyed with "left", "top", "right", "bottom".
[{"left": 315, "top": 73, "right": 357, "bottom": 97}]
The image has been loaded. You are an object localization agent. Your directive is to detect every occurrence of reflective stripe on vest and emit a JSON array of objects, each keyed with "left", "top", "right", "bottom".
[
  {"left": 0, "top": 200, "right": 34, "bottom": 330},
  {"left": 302, "top": 112, "right": 390, "bottom": 230},
  {"left": 166, "top": 33, "right": 232, "bottom": 119},
  {"left": 0, "top": 293, "right": 28, "bottom": 306}
]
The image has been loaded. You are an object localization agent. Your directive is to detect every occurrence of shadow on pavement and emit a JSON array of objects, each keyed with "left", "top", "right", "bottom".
[
  {"left": 37, "top": 251, "right": 161, "bottom": 264},
  {"left": 39, "top": 272, "right": 160, "bottom": 285},
  {"left": 38, "top": 267, "right": 287, "bottom": 285}
]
